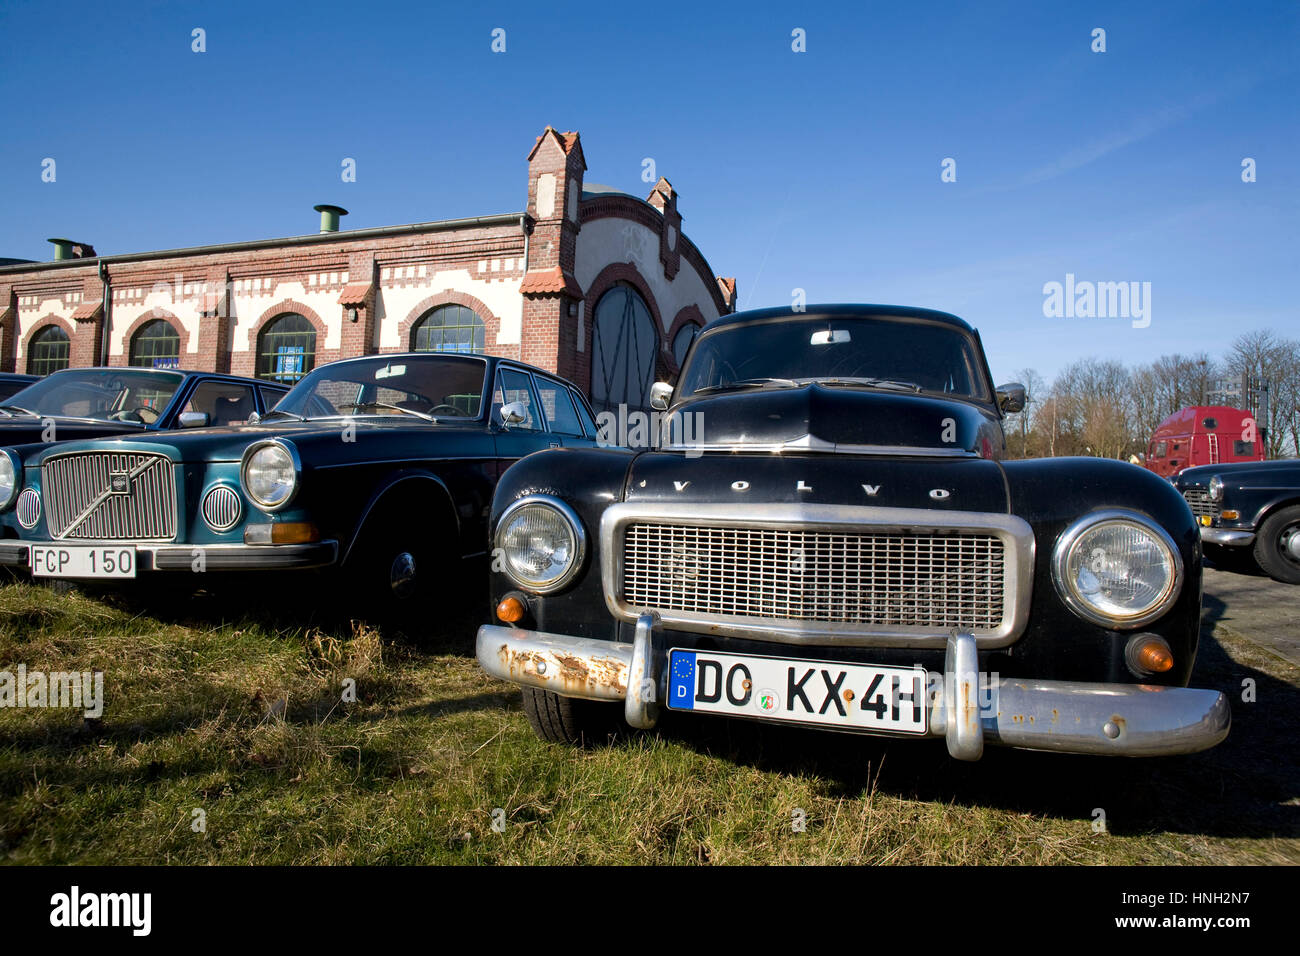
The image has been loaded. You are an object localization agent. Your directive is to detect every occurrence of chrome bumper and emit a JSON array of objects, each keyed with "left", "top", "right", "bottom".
[
  {"left": 1201, "top": 527, "right": 1255, "bottom": 547},
  {"left": 477, "top": 620, "right": 1231, "bottom": 760}
]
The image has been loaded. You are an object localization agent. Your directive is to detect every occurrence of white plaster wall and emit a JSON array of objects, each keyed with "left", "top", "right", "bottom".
[
  {"left": 375, "top": 270, "right": 524, "bottom": 350},
  {"left": 574, "top": 218, "right": 723, "bottom": 333}
]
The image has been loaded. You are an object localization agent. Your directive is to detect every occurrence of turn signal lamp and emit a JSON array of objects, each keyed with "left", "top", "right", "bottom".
[
  {"left": 496, "top": 595, "right": 527, "bottom": 624},
  {"left": 1199, "top": 515, "right": 1212, "bottom": 527},
  {"left": 1220, "top": 510, "right": 1239, "bottom": 521},
  {"left": 1126, "top": 634, "right": 1175, "bottom": 677}
]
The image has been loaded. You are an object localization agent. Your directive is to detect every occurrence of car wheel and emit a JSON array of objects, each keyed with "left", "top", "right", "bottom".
[
  {"left": 521, "top": 686, "right": 623, "bottom": 747},
  {"left": 1252, "top": 505, "right": 1300, "bottom": 585},
  {"left": 351, "top": 510, "right": 454, "bottom": 621}
]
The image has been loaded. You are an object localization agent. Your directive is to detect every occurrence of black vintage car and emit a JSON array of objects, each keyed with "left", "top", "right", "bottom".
[
  {"left": 1176, "top": 460, "right": 1300, "bottom": 584},
  {"left": 476, "top": 305, "right": 1229, "bottom": 761},
  {"left": 0, "top": 353, "right": 600, "bottom": 612}
]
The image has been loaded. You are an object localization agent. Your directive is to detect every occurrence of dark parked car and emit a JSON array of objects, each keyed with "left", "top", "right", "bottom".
[
  {"left": 1176, "top": 460, "right": 1300, "bottom": 583},
  {"left": 0, "top": 373, "right": 39, "bottom": 403},
  {"left": 0, "top": 366, "right": 288, "bottom": 447},
  {"left": 0, "top": 353, "right": 600, "bottom": 613},
  {"left": 476, "top": 305, "right": 1229, "bottom": 761}
]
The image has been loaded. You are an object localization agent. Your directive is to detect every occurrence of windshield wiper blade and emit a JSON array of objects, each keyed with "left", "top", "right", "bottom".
[
  {"left": 692, "top": 377, "right": 801, "bottom": 395},
  {"left": 804, "top": 377, "right": 924, "bottom": 393},
  {"left": 0, "top": 405, "right": 39, "bottom": 418},
  {"left": 336, "top": 401, "right": 438, "bottom": 422},
  {"left": 258, "top": 409, "right": 308, "bottom": 422}
]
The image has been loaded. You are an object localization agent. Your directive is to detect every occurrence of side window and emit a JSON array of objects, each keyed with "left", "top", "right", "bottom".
[
  {"left": 492, "top": 368, "right": 540, "bottom": 430},
  {"left": 534, "top": 378, "right": 585, "bottom": 437},
  {"left": 1234, "top": 440, "right": 1254, "bottom": 456},
  {"left": 259, "top": 385, "right": 289, "bottom": 411},
  {"left": 571, "top": 388, "right": 599, "bottom": 439},
  {"left": 1155, "top": 441, "right": 1168, "bottom": 458},
  {"left": 183, "top": 382, "right": 258, "bottom": 427}
]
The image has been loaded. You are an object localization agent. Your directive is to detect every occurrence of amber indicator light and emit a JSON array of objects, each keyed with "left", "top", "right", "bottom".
[
  {"left": 497, "top": 596, "right": 526, "bottom": 623},
  {"left": 1135, "top": 639, "right": 1175, "bottom": 673}
]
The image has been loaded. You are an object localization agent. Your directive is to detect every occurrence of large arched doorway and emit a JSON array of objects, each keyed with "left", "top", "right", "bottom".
[{"left": 590, "top": 283, "right": 658, "bottom": 415}]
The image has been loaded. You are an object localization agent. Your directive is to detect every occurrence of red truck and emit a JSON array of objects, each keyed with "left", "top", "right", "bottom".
[{"left": 1145, "top": 405, "right": 1265, "bottom": 478}]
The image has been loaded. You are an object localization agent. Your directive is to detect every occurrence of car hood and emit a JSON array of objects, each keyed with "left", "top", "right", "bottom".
[
  {"left": 666, "top": 384, "right": 1001, "bottom": 457},
  {"left": 0, "top": 417, "right": 144, "bottom": 447},
  {"left": 33, "top": 418, "right": 493, "bottom": 465},
  {"left": 1177, "top": 459, "right": 1300, "bottom": 489},
  {"left": 622, "top": 448, "right": 1010, "bottom": 513}
]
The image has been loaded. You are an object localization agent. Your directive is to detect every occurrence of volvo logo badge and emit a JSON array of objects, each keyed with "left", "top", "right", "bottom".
[{"left": 109, "top": 472, "right": 131, "bottom": 495}]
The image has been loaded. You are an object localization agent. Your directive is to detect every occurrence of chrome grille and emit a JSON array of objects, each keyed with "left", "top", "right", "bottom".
[
  {"left": 15, "top": 488, "right": 41, "bottom": 529},
  {"left": 622, "top": 523, "right": 1006, "bottom": 632},
  {"left": 43, "top": 451, "right": 177, "bottom": 540},
  {"left": 1182, "top": 489, "right": 1214, "bottom": 519},
  {"left": 201, "top": 485, "right": 242, "bottom": 531}
]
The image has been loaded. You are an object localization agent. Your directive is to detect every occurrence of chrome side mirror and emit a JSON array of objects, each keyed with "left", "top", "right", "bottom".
[
  {"left": 996, "top": 383, "right": 1026, "bottom": 414},
  {"left": 499, "top": 401, "right": 528, "bottom": 427},
  {"left": 178, "top": 411, "right": 209, "bottom": 428},
  {"left": 248, "top": 410, "right": 261, "bottom": 424},
  {"left": 649, "top": 382, "right": 673, "bottom": 411}
]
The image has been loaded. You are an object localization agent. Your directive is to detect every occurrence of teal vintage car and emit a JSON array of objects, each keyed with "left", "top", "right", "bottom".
[{"left": 0, "top": 352, "right": 601, "bottom": 611}]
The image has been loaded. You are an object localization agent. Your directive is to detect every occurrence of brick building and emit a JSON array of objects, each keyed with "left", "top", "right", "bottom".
[{"left": 0, "top": 127, "right": 736, "bottom": 412}]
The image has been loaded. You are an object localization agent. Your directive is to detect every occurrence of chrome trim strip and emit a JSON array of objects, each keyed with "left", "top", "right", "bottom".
[
  {"left": 599, "top": 502, "right": 1035, "bottom": 648},
  {"left": 659, "top": 433, "right": 977, "bottom": 457}
]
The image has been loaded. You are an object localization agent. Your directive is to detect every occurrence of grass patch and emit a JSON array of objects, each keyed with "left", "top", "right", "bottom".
[{"left": 0, "top": 578, "right": 1295, "bottom": 865}]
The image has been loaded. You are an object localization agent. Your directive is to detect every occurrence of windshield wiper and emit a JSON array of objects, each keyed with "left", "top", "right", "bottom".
[
  {"left": 335, "top": 401, "right": 438, "bottom": 422},
  {"left": 803, "top": 377, "right": 924, "bottom": 393},
  {"left": 692, "top": 377, "right": 801, "bottom": 395},
  {"left": 0, "top": 405, "right": 39, "bottom": 418},
  {"left": 258, "top": 409, "right": 308, "bottom": 422}
]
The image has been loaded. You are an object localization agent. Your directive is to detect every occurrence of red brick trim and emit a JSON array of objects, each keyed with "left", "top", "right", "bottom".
[
  {"left": 22, "top": 315, "right": 76, "bottom": 372},
  {"left": 582, "top": 262, "right": 665, "bottom": 393},
  {"left": 665, "top": 305, "right": 706, "bottom": 375},
  {"left": 580, "top": 194, "right": 730, "bottom": 316},
  {"left": 111, "top": 310, "right": 193, "bottom": 368},
  {"left": 394, "top": 290, "right": 502, "bottom": 355}
]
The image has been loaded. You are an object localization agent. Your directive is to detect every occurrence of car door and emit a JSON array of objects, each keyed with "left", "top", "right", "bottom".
[
  {"left": 491, "top": 366, "right": 557, "bottom": 474},
  {"left": 532, "top": 375, "right": 596, "bottom": 448}
]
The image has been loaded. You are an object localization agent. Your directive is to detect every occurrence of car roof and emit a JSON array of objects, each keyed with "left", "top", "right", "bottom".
[
  {"left": 701, "top": 303, "right": 977, "bottom": 334},
  {"left": 318, "top": 352, "right": 583, "bottom": 387}
]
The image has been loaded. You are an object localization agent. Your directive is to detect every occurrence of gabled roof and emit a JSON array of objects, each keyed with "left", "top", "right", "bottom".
[{"left": 527, "top": 127, "right": 587, "bottom": 170}]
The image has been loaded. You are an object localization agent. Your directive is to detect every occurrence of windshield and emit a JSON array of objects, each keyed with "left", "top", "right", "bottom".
[
  {"left": 677, "top": 316, "right": 990, "bottom": 402},
  {"left": 1, "top": 369, "right": 184, "bottom": 423},
  {"left": 272, "top": 355, "right": 487, "bottom": 421}
]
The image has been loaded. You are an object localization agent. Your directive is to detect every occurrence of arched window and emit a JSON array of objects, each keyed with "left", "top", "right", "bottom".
[
  {"left": 411, "top": 304, "right": 485, "bottom": 353},
  {"left": 129, "top": 319, "right": 181, "bottom": 368},
  {"left": 27, "top": 325, "right": 70, "bottom": 376},
  {"left": 590, "top": 284, "right": 658, "bottom": 414},
  {"left": 672, "top": 322, "right": 700, "bottom": 370},
  {"left": 257, "top": 313, "right": 316, "bottom": 384}
]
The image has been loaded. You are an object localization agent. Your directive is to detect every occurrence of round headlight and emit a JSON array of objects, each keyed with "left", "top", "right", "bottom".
[
  {"left": 495, "top": 495, "right": 585, "bottom": 593},
  {"left": 240, "top": 441, "right": 299, "bottom": 510},
  {"left": 0, "top": 452, "right": 17, "bottom": 510},
  {"left": 1207, "top": 474, "right": 1224, "bottom": 502},
  {"left": 1052, "top": 510, "right": 1183, "bottom": 629}
]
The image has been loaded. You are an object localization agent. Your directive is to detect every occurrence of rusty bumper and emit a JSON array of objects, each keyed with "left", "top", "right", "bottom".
[{"left": 476, "top": 624, "right": 1231, "bottom": 760}]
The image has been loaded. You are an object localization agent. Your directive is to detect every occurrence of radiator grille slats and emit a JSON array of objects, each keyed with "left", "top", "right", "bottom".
[
  {"left": 1182, "top": 489, "right": 1214, "bottom": 519},
  {"left": 43, "top": 452, "right": 177, "bottom": 541},
  {"left": 622, "top": 524, "right": 1006, "bottom": 633}
]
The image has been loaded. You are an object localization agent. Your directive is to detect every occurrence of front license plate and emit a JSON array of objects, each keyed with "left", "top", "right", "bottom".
[
  {"left": 30, "top": 545, "right": 137, "bottom": 579},
  {"left": 666, "top": 649, "right": 928, "bottom": 734}
]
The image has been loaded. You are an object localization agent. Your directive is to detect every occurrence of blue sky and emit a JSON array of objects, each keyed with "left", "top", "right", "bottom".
[{"left": 1, "top": 0, "right": 1296, "bottom": 383}]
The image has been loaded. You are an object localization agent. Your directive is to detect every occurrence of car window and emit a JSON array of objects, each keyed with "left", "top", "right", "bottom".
[
  {"left": 183, "top": 382, "right": 258, "bottom": 427},
  {"left": 1156, "top": 441, "right": 1167, "bottom": 457},
  {"left": 534, "top": 378, "right": 585, "bottom": 436},
  {"left": 259, "top": 385, "right": 290, "bottom": 411},
  {"left": 492, "top": 368, "right": 541, "bottom": 430},
  {"left": 571, "top": 388, "right": 599, "bottom": 439}
]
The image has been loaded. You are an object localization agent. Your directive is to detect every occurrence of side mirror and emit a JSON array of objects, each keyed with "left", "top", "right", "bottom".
[
  {"left": 178, "top": 411, "right": 209, "bottom": 428},
  {"left": 248, "top": 410, "right": 261, "bottom": 424},
  {"left": 996, "top": 383, "right": 1026, "bottom": 414},
  {"left": 649, "top": 382, "right": 673, "bottom": 411},
  {"left": 498, "top": 401, "right": 528, "bottom": 427}
]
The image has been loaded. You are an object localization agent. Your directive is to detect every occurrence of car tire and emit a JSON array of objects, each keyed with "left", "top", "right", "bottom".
[
  {"left": 521, "top": 686, "right": 623, "bottom": 747},
  {"left": 1252, "top": 505, "right": 1300, "bottom": 585}
]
